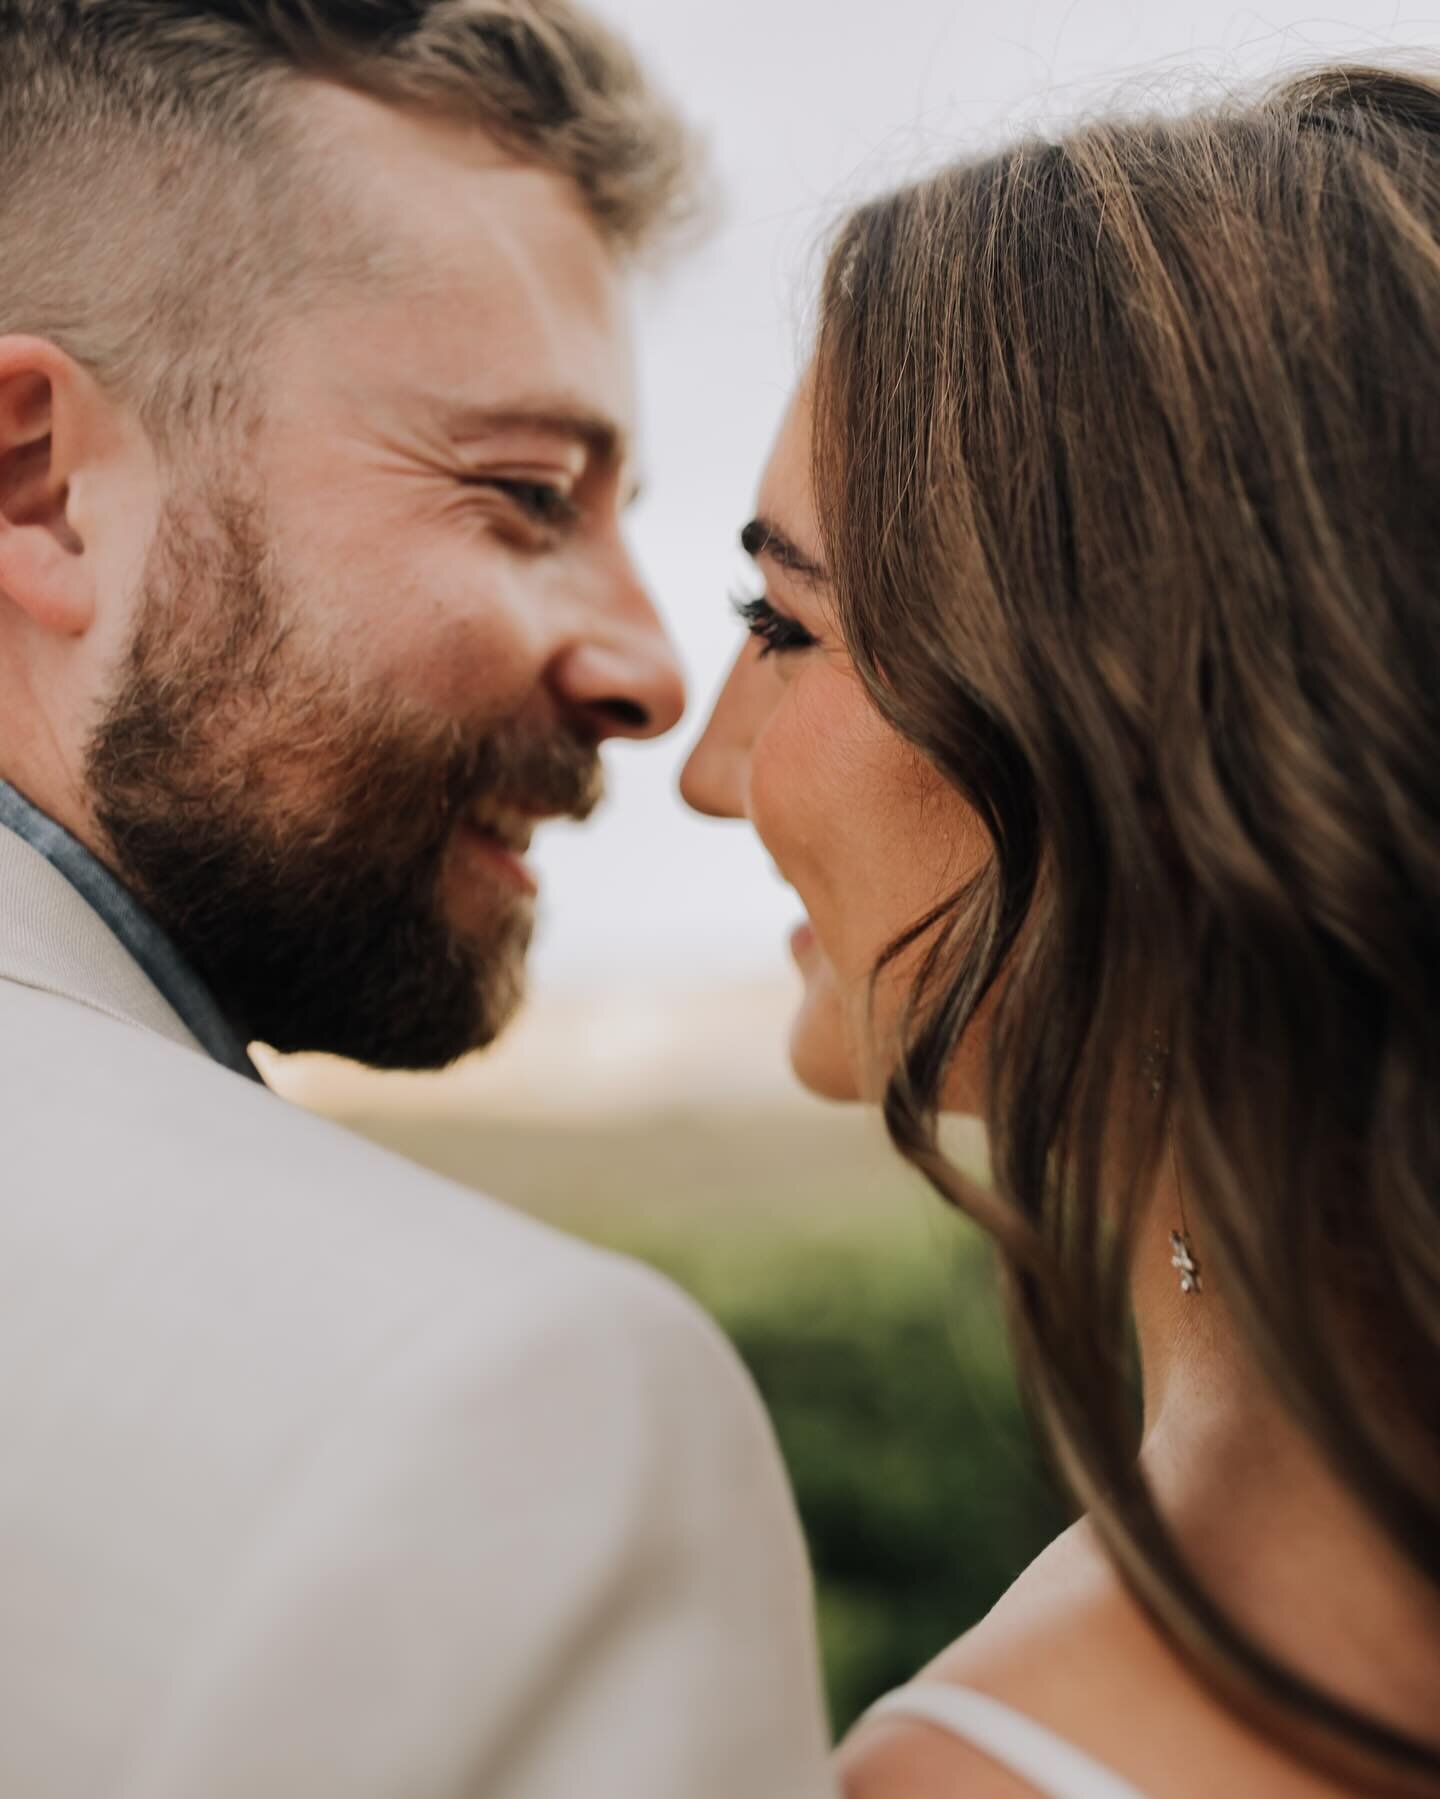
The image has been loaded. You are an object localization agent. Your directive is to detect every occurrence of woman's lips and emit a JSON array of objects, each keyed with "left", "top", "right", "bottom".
[{"left": 789, "top": 918, "right": 818, "bottom": 962}]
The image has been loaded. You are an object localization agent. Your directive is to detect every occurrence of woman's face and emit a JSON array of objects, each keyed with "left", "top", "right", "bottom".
[{"left": 681, "top": 378, "right": 991, "bottom": 1102}]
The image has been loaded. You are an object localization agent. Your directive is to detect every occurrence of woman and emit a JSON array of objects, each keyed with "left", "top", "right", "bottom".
[{"left": 683, "top": 65, "right": 1440, "bottom": 1798}]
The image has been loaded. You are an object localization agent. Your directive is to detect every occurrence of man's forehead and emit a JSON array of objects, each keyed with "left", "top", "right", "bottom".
[
  {"left": 297, "top": 79, "right": 607, "bottom": 272},
  {"left": 296, "top": 79, "right": 524, "bottom": 184},
  {"left": 275, "top": 84, "right": 640, "bottom": 471},
  {"left": 291, "top": 76, "right": 624, "bottom": 324}
]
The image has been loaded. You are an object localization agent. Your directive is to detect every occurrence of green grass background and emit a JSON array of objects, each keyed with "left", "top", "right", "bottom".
[{"left": 330, "top": 1103, "right": 1071, "bottom": 1735}]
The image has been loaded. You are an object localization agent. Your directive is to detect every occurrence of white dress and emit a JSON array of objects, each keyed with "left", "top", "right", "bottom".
[{"left": 865, "top": 1683, "right": 1150, "bottom": 1798}]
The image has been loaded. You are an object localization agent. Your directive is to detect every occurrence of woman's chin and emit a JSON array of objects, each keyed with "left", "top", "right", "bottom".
[{"left": 787, "top": 950, "right": 864, "bottom": 1103}]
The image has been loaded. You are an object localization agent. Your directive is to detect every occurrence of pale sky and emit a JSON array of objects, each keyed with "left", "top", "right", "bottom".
[{"left": 524, "top": 0, "right": 1440, "bottom": 991}]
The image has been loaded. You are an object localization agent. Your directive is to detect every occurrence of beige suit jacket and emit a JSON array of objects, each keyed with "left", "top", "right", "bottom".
[{"left": 0, "top": 826, "right": 837, "bottom": 1798}]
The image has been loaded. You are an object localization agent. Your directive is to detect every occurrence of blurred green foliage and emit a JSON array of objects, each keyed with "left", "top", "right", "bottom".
[
  {"left": 614, "top": 1226, "right": 1072, "bottom": 1733},
  {"left": 337, "top": 1104, "right": 1071, "bottom": 1736}
]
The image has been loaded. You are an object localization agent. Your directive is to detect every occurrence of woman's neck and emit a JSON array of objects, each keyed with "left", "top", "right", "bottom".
[{"left": 1131, "top": 1185, "right": 1440, "bottom": 1755}]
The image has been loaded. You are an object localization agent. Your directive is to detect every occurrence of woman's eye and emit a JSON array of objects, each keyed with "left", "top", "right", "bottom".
[{"left": 731, "top": 592, "right": 819, "bottom": 659}]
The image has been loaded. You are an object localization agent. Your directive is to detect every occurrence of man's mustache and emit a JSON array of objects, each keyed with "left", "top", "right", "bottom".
[{"left": 450, "top": 727, "right": 606, "bottom": 826}]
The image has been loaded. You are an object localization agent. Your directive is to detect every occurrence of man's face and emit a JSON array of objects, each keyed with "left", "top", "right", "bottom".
[{"left": 84, "top": 88, "right": 685, "bottom": 1068}]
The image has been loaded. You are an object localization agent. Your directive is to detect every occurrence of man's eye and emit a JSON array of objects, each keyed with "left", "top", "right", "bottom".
[
  {"left": 731, "top": 591, "right": 819, "bottom": 658},
  {"left": 471, "top": 479, "right": 580, "bottom": 530}
]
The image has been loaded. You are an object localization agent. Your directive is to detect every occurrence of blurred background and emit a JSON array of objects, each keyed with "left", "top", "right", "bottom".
[{"left": 268, "top": 0, "right": 1440, "bottom": 1734}]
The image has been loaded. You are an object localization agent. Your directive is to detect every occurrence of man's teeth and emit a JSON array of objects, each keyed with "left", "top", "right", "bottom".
[{"left": 466, "top": 804, "right": 536, "bottom": 854}]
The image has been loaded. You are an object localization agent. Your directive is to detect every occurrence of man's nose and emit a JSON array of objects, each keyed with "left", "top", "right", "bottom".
[
  {"left": 679, "top": 645, "right": 754, "bottom": 821},
  {"left": 548, "top": 556, "right": 687, "bottom": 743}
]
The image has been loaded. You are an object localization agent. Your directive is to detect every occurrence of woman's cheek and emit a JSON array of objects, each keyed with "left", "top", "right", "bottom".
[{"left": 745, "top": 702, "right": 832, "bottom": 899}]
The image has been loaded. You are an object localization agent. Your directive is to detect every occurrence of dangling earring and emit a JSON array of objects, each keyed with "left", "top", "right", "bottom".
[
  {"left": 1144, "top": 1033, "right": 1202, "bottom": 1296},
  {"left": 1142, "top": 1032, "right": 1168, "bottom": 1101},
  {"left": 1168, "top": 1133, "right": 1202, "bottom": 1297}
]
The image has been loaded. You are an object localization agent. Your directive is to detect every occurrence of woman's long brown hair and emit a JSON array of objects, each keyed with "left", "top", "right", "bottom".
[{"left": 812, "top": 66, "right": 1440, "bottom": 1791}]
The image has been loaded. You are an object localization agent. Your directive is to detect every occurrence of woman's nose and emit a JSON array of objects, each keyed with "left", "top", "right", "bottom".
[{"left": 680, "top": 647, "right": 756, "bottom": 820}]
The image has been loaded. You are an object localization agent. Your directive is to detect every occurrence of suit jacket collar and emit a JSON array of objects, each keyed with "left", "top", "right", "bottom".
[{"left": 0, "top": 818, "right": 220, "bottom": 1064}]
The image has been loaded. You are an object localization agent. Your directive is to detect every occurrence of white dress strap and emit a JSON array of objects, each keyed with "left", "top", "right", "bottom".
[{"left": 864, "top": 1683, "right": 1150, "bottom": 1799}]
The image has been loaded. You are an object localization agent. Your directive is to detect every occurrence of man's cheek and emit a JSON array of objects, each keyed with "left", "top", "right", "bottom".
[{"left": 423, "top": 623, "right": 539, "bottom": 722}]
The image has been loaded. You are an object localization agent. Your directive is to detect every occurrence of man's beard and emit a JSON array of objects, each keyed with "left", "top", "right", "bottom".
[{"left": 84, "top": 483, "right": 602, "bottom": 1070}]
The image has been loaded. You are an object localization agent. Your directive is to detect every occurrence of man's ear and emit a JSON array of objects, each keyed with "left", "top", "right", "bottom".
[{"left": 0, "top": 337, "right": 102, "bottom": 638}]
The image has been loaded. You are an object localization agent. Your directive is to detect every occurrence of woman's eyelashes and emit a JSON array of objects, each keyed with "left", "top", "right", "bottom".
[{"left": 732, "top": 592, "right": 820, "bottom": 658}]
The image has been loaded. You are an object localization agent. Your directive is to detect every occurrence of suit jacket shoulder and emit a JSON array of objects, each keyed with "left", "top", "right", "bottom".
[{"left": 0, "top": 873, "right": 837, "bottom": 1797}]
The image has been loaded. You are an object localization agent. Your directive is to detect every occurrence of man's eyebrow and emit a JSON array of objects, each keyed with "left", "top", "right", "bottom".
[
  {"left": 444, "top": 399, "right": 626, "bottom": 470},
  {"left": 740, "top": 516, "right": 830, "bottom": 585}
]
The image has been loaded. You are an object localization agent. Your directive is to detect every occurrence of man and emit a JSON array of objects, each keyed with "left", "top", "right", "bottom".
[{"left": 0, "top": 4, "right": 835, "bottom": 1794}]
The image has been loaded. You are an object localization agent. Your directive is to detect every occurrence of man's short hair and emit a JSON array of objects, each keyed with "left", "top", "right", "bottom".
[{"left": 0, "top": 0, "right": 701, "bottom": 444}]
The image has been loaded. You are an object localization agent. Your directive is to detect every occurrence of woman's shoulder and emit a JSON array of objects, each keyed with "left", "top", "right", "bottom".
[
  {"left": 837, "top": 1704, "right": 1040, "bottom": 1799},
  {"left": 837, "top": 1523, "right": 1332, "bottom": 1799},
  {"left": 837, "top": 1525, "right": 1132, "bottom": 1798}
]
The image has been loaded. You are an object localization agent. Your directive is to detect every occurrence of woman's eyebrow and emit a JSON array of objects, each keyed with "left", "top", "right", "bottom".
[{"left": 740, "top": 516, "right": 831, "bottom": 585}]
